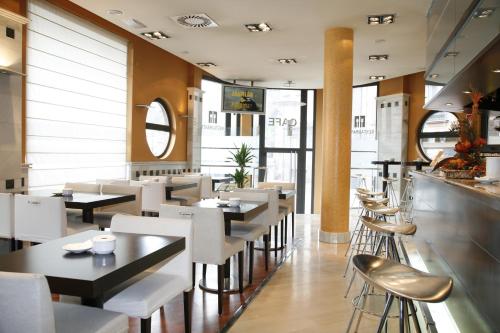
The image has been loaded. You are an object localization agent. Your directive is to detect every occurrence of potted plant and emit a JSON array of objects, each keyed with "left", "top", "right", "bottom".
[{"left": 228, "top": 143, "right": 254, "bottom": 188}]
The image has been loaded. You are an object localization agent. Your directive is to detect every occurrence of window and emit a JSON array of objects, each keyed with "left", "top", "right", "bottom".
[
  {"left": 145, "top": 99, "right": 173, "bottom": 158},
  {"left": 417, "top": 111, "right": 459, "bottom": 161},
  {"left": 26, "top": 0, "right": 128, "bottom": 189}
]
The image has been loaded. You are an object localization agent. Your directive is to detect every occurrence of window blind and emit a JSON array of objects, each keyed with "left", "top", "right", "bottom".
[{"left": 26, "top": 0, "right": 128, "bottom": 189}]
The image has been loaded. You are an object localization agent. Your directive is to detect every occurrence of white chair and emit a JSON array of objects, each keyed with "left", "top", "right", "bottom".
[
  {"left": 257, "top": 181, "right": 296, "bottom": 241},
  {"left": 230, "top": 188, "right": 283, "bottom": 264},
  {"left": 14, "top": 195, "right": 97, "bottom": 244},
  {"left": 219, "top": 191, "right": 270, "bottom": 277},
  {"left": 0, "top": 193, "right": 15, "bottom": 251},
  {"left": 64, "top": 182, "right": 100, "bottom": 193},
  {"left": 0, "top": 271, "right": 128, "bottom": 333},
  {"left": 138, "top": 175, "right": 170, "bottom": 182},
  {"left": 96, "top": 179, "right": 130, "bottom": 186},
  {"left": 170, "top": 176, "right": 202, "bottom": 205},
  {"left": 185, "top": 175, "right": 213, "bottom": 199},
  {"left": 104, "top": 214, "right": 192, "bottom": 333},
  {"left": 129, "top": 180, "right": 179, "bottom": 214},
  {"left": 159, "top": 205, "right": 245, "bottom": 315},
  {"left": 92, "top": 184, "right": 142, "bottom": 229}
]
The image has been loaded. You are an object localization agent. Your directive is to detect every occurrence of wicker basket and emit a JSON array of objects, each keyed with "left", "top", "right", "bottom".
[{"left": 439, "top": 169, "right": 474, "bottom": 179}]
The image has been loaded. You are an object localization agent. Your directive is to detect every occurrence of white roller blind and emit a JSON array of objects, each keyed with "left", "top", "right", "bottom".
[{"left": 26, "top": 0, "right": 128, "bottom": 189}]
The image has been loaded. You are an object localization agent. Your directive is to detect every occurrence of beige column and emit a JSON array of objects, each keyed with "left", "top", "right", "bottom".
[{"left": 319, "top": 27, "right": 353, "bottom": 243}]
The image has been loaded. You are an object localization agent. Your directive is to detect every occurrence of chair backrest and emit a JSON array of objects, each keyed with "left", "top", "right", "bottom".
[
  {"left": 0, "top": 193, "right": 14, "bottom": 238},
  {"left": 257, "top": 182, "right": 295, "bottom": 190},
  {"left": 159, "top": 205, "right": 226, "bottom": 265},
  {"left": 14, "top": 195, "right": 67, "bottom": 243},
  {"left": 185, "top": 175, "right": 212, "bottom": 199},
  {"left": 64, "top": 182, "right": 100, "bottom": 193},
  {"left": 220, "top": 189, "right": 278, "bottom": 226},
  {"left": 171, "top": 176, "right": 202, "bottom": 200},
  {"left": 110, "top": 214, "right": 192, "bottom": 286},
  {"left": 0, "top": 271, "right": 56, "bottom": 333},
  {"left": 96, "top": 179, "right": 130, "bottom": 186},
  {"left": 139, "top": 175, "right": 170, "bottom": 183},
  {"left": 99, "top": 184, "right": 142, "bottom": 216},
  {"left": 129, "top": 180, "right": 165, "bottom": 213}
]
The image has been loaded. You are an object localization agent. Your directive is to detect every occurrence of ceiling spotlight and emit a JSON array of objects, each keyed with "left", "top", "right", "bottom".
[
  {"left": 463, "top": 90, "right": 472, "bottom": 94},
  {"left": 473, "top": 8, "right": 495, "bottom": 18},
  {"left": 445, "top": 102, "right": 453, "bottom": 106},
  {"left": 368, "top": 55, "right": 389, "bottom": 61},
  {"left": 430, "top": 73, "right": 439, "bottom": 79},
  {"left": 278, "top": 58, "right": 297, "bottom": 64},
  {"left": 196, "top": 62, "right": 216, "bottom": 68},
  {"left": 444, "top": 51, "right": 459, "bottom": 58},
  {"left": 493, "top": 68, "right": 500, "bottom": 73},
  {"left": 245, "top": 23, "right": 272, "bottom": 32},
  {"left": 369, "top": 75, "right": 386, "bottom": 80},
  {"left": 106, "top": 9, "right": 123, "bottom": 15},
  {"left": 367, "top": 14, "right": 395, "bottom": 25},
  {"left": 141, "top": 31, "right": 169, "bottom": 40}
]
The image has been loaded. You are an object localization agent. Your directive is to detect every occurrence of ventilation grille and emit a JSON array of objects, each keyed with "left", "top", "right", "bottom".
[{"left": 171, "top": 14, "right": 218, "bottom": 28}]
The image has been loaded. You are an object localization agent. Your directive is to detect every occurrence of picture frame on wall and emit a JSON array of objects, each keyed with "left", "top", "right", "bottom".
[{"left": 481, "top": 109, "right": 500, "bottom": 152}]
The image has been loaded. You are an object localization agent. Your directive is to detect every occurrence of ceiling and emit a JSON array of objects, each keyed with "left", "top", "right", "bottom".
[{"left": 70, "top": 0, "right": 432, "bottom": 89}]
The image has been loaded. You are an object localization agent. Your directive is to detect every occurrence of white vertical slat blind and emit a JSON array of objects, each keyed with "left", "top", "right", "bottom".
[{"left": 26, "top": 0, "right": 128, "bottom": 189}]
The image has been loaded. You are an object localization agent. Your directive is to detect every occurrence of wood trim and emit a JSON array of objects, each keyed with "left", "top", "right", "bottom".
[{"left": 0, "top": 7, "right": 28, "bottom": 23}]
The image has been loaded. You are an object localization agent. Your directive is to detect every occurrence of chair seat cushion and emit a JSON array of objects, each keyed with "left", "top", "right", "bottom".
[
  {"left": 104, "top": 273, "right": 190, "bottom": 318},
  {"left": 223, "top": 236, "right": 246, "bottom": 260},
  {"left": 230, "top": 223, "right": 267, "bottom": 241},
  {"left": 53, "top": 302, "right": 128, "bottom": 333},
  {"left": 67, "top": 221, "right": 98, "bottom": 235}
]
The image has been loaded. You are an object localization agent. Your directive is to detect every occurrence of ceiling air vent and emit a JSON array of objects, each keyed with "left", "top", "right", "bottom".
[{"left": 171, "top": 14, "right": 218, "bottom": 28}]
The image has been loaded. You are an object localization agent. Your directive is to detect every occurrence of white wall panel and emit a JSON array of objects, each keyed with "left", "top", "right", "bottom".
[{"left": 26, "top": 0, "right": 128, "bottom": 189}]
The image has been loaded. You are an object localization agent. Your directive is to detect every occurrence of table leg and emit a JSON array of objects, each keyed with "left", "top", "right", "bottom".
[
  {"left": 415, "top": 164, "right": 423, "bottom": 171},
  {"left": 81, "top": 296, "right": 103, "bottom": 308},
  {"left": 166, "top": 191, "right": 172, "bottom": 200},
  {"left": 382, "top": 163, "right": 389, "bottom": 197},
  {"left": 224, "top": 217, "right": 231, "bottom": 280},
  {"left": 82, "top": 208, "right": 94, "bottom": 224}
]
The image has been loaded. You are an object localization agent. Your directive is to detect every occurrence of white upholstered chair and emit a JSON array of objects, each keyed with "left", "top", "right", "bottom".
[
  {"left": 104, "top": 214, "right": 193, "bottom": 333},
  {"left": 64, "top": 182, "right": 100, "bottom": 193},
  {"left": 159, "top": 204, "right": 245, "bottom": 315},
  {"left": 129, "top": 180, "right": 178, "bottom": 214},
  {"left": 138, "top": 175, "right": 171, "bottom": 182},
  {"left": 170, "top": 176, "right": 202, "bottom": 205},
  {"left": 0, "top": 271, "right": 128, "bottom": 333},
  {"left": 257, "top": 181, "right": 296, "bottom": 241},
  {"left": 0, "top": 193, "right": 15, "bottom": 251},
  {"left": 184, "top": 175, "right": 213, "bottom": 199},
  {"left": 219, "top": 190, "right": 270, "bottom": 276},
  {"left": 92, "top": 184, "right": 142, "bottom": 229},
  {"left": 96, "top": 179, "right": 130, "bottom": 186},
  {"left": 14, "top": 195, "right": 97, "bottom": 244}
]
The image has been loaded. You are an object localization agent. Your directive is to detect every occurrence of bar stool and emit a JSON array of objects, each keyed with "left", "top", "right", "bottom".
[
  {"left": 350, "top": 175, "right": 368, "bottom": 210},
  {"left": 383, "top": 177, "right": 399, "bottom": 208},
  {"left": 400, "top": 176, "right": 415, "bottom": 221},
  {"left": 348, "top": 254, "right": 453, "bottom": 333}
]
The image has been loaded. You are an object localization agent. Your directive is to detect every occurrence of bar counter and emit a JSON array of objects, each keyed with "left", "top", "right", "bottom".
[{"left": 409, "top": 171, "right": 500, "bottom": 331}]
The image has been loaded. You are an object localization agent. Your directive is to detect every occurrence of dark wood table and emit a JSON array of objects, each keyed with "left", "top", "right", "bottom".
[
  {"left": 279, "top": 190, "right": 296, "bottom": 200},
  {"left": 211, "top": 176, "right": 232, "bottom": 191},
  {"left": 165, "top": 181, "right": 197, "bottom": 200},
  {"left": 60, "top": 193, "right": 136, "bottom": 223},
  {"left": 0, "top": 230, "right": 185, "bottom": 307},
  {"left": 192, "top": 199, "right": 268, "bottom": 292},
  {"left": 403, "top": 160, "right": 431, "bottom": 171},
  {"left": 371, "top": 160, "right": 402, "bottom": 195}
]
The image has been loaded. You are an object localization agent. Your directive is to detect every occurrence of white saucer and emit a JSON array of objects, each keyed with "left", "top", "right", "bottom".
[
  {"left": 474, "top": 176, "right": 499, "bottom": 184},
  {"left": 216, "top": 200, "right": 230, "bottom": 207},
  {"left": 62, "top": 240, "right": 93, "bottom": 254}
]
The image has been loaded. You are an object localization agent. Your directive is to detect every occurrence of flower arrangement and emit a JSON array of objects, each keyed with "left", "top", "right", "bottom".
[{"left": 435, "top": 87, "right": 486, "bottom": 178}]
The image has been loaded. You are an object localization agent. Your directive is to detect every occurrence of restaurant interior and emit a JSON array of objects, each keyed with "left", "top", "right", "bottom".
[{"left": 0, "top": 0, "right": 499, "bottom": 332}]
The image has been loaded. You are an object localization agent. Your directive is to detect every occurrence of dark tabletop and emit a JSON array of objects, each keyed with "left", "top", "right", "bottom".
[
  {"left": 0, "top": 230, "right": 185, "bottom": 300},
  {"left": 58, "top": 193, "right": 136, "bottom": 209},
  {"left": 165, "top": 181, "right": 197, "bottom": 191},
  {"left": 279, "top": 190, "right": 296, "bottom": 200},
  {"left": 371, "top": 160, "right": 402, "bottom": 165},
  {"left": 192, "top": 198, "right": 268, "bottom": 222},
  {"left": 403, "top": 161, "right": 431, "bottom": 166}
]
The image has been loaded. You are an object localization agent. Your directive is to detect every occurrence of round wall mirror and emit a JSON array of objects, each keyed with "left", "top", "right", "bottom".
[{"left": 145, "top": 99, "right": 173, "bottom": 158}]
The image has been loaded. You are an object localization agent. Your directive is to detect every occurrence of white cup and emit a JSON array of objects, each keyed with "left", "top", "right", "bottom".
[
  {"left": 62, "top": 188, "right": 73, "bottom": 197},
  {"left": 92, "top": 235, "right": 116, "bottom": 254},
  {"left": 228, "top": 197, "right": 241, "bottom": 207},
  {"left": 486, "top": 157, "right": 500, "bottom": 179}
]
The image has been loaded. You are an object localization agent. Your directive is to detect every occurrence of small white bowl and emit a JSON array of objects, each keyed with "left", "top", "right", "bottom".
[
  {"left": 228, "top": 197, "right": 241, "bottom": 207},
  {"left": 92, "top": 235, "right": 116, "bottom": 254}
]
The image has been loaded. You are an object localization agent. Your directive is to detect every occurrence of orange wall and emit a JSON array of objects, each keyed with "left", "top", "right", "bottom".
[
  {"left": 379, "top": 71, "right": 427, "bottom": 161},
  {"left": 3, "top": 0, "right": 201, "bottom": 163}
]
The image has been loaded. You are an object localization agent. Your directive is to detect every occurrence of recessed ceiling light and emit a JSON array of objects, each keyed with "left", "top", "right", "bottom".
[
  {"left": 196, "top": 62, "right": 216, "bottom": 68},
  {"left": 106, "top": 9, "right": 123, "bottom": 15},
  {"left": 367, "top": 14, "right": 395, "bottom": 25},
  {"left": 444, "top": 51, "right": 459, "bottom": 57},
  {"left": 493, "top": 68, "right": 500, "bottom": 73},
  {"left": 278, "top": 58, "right": 297, "bottom": 64},
  {"left": 430, "top": 73, "right": 439, "bottom": 79},
  {"left": 141, "top": 31, "right": 169, "bottom": 40},
  {"left": 245, "top": 23, "right": 272, "bottom": 32},
  {"left": 121, "top": 18, "right": 146, "bottom": 29},
  {"left": 463, "top": 90, "right": 472, "bottom": 94},
  {"left": 445, "top": 103, "right": 453, "bottom": 106},
  {"left": 368, "top": 55, "right": 389, "bottom": 61},
  {"left": 369, "top": 75, "right": 386, "bottom": 80},
  {"left": 473, "top": 8, "right": 495, "bottom": 18}
]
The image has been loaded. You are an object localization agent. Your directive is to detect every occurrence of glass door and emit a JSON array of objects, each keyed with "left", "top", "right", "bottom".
[{"left": 265, "top": 151, "right": 298, "bottom": 183}]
